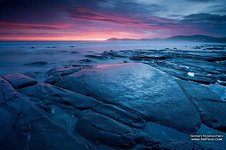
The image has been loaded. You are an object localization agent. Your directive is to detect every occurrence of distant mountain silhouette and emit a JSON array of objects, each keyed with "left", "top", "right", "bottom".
[
  {"left": 165, "top": 35, "right": 226, "bottom": 43},
  {"left": 107, "top": 35, "right": 226, "bottom": 43}
]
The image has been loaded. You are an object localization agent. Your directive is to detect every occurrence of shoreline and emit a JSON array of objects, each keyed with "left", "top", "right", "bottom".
[{"left": 0, "top": 42, "right": 226, "bottom": 149}]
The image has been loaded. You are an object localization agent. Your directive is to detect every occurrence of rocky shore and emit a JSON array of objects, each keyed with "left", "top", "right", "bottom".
[{"left": 1, "top": 47, "right": 226, "bottom": 150}]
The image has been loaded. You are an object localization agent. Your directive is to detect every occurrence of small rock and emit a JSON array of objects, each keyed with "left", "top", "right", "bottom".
[{"left": 25, "top": 61, "right": 48, "bottom": 66}]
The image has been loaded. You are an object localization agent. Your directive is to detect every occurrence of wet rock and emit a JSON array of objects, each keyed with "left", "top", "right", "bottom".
[
  {"left": 23, "top": 72, "right": 38, "bottom": 79},
  {"left": 193, "top": 46, "right": 201, "bottom": 49},
  {"left": 56, "top": 63, "right": 201, "bottom": 133},
  {"left": 59, "top": 50, "right": 67, "bottom": 53},
  {"left": 0, "top": 78, "right": 88, "bottom": 149},
  {"left": 0, "top": 98, "right": 88, "bottom": 150},
  {"left": 218, "top": 80, "right": 226, "bottom": 86},
  {"left": 85, "top": 54, "right": 105, "bottom": 59},
  {"left": 48, "top": 105, "right": 78, "bottom": 132},
  {"left": 85, "top": 50, "right": 125, "bottom": 59},
  {"left": 45, "top": 74, "right": 62, "bottom": 84},
  {"left": 196, "top": 99, "right": 226, "bottom": 132},
  {"left": 25, "top": 61, "right": 48, "bottom": 66},
  {"left": 46, "top": 67, "right": 82, "bottom": 84},
  {"left": 217, "top": 75, "right": 226, "bottom": 81},
  {"left": 47, "top": 67, "right": 81, "bottom": 77},
  {"left": 0, "top": 102, "right": 20, "bottom": 147},
  {"left": 173, "top": 73, "right": 217, "bottom": 85},
  {"left": 78, "top": 59, "right": 93, "bottom": 63},
  {"left": 0, "top": 78, "right": 22, "bottom": 145},
  {"left": 3, "top": 73, "right": 37, "bottom": 89},
  {"left": 187, "top": 75, "right": 216, "bottom": 85},
  {"left": 76, "top": 110, "right": 137, "bottom": 148},
  {"left": 71, "top": 51, "right": 78, "bottom": 54},
  {"left": 98, "top": 50, "right": 226, "bottom": 79},
  {"left": 20, "top": 83, "right": 101, "bottom": 110},
  {"left": 20, "top": 83, "right": 159, "bottom": 148},
  {"left": 147, "top": 55, "right": 224, "bottom": 85},
  {"left": 206, "top": 47, "right": 224, "bottom": 50},
  {"left": 92, "top": 104, "right": 146, "bottom": 128},
  {"left": 0, "top": 77, "right": 20, "bottom": 102},
  {"left": 102, "top": 50, "right": 125, "bottom": 58},
  {"left": 178, "top": 80, "right": 226, "bottom": 132},
  {"left": 130, "top": 55, "right": 168, "bottom": 61}
]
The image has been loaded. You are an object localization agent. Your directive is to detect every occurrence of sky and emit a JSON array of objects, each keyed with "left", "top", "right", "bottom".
[{"left": 0, "top": 0, "right": 226, "bottom": 41}]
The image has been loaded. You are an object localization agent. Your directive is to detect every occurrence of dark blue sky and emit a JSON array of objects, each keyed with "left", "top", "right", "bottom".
[{"left": 0, "top": 0, "right": 225, "bottom": 40}]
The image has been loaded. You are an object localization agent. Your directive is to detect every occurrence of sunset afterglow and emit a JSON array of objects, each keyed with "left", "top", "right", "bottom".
[{"left": 0, "top": 0, "right": 226, "bottom": 41}]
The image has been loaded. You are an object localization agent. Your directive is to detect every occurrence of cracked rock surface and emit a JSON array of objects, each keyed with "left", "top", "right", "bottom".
[{"left": 1, "top": 61, "right": 226, "bottom": 149}]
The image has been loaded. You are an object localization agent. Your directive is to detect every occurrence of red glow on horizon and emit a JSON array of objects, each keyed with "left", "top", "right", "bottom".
[{"left": 0, "top": 32, "right": 149, "bottom": 41}]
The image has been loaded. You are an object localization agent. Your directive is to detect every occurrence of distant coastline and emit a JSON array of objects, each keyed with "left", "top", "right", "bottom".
[
  {"left": 107, "top": 35, "right": 226, "bottom": 43},
  {"left": 1, "top": 35, "right": 226, "bottom": 43}
]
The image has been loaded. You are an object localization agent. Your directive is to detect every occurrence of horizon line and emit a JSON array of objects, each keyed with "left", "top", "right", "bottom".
[{"left": 0, "top": 34, "right": 225, "bottom": 42}]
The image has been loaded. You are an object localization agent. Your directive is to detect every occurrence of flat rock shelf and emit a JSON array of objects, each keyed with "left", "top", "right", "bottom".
[{"left": 1, "top": 61, "right": 226, "bottom": 149}]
